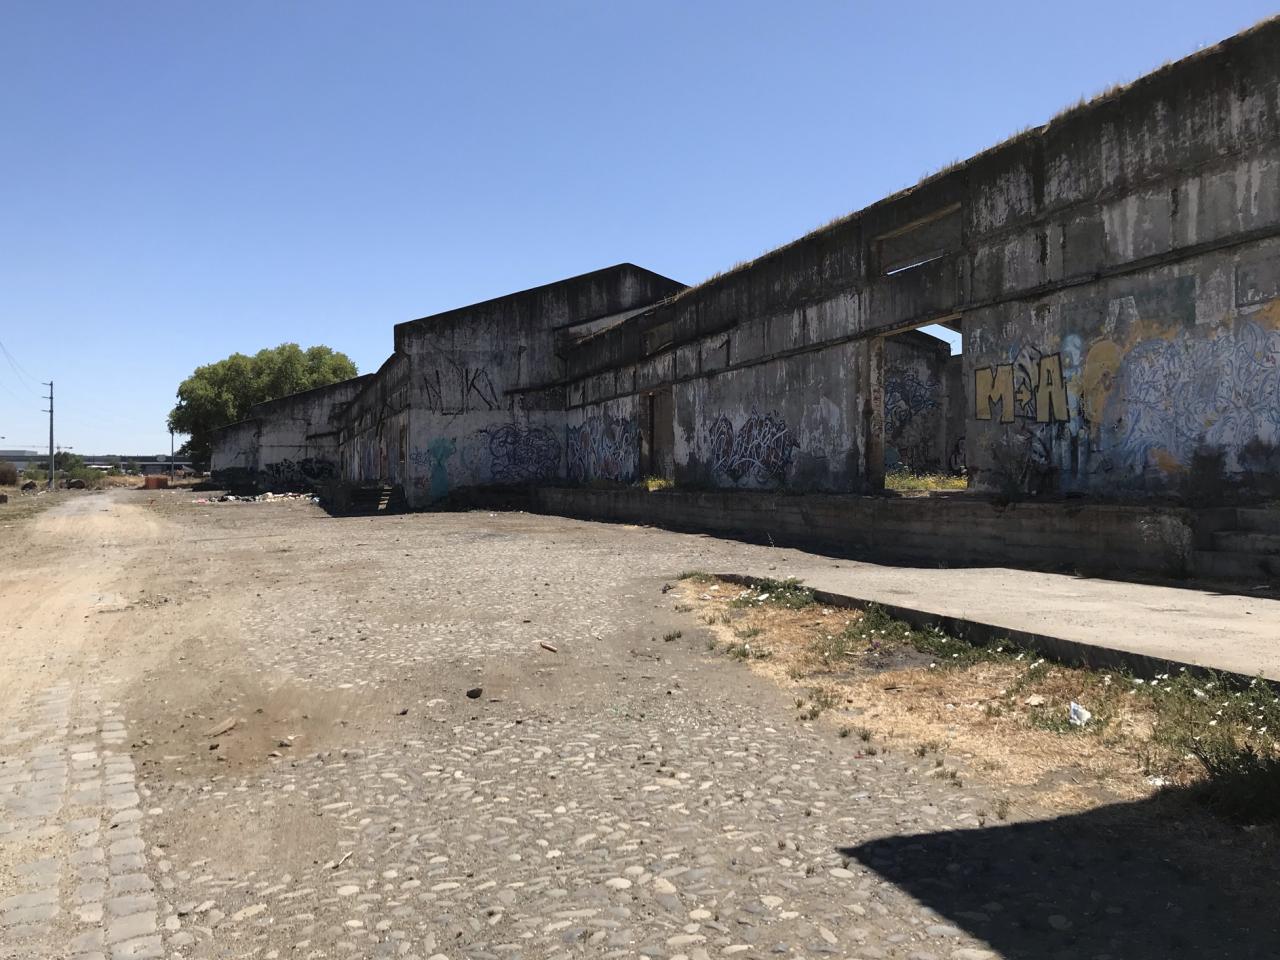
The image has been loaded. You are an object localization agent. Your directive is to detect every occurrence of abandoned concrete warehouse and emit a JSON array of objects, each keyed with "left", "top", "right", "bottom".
[{"left": 212, "top": 19, "right": 1280, "bottom": 575}]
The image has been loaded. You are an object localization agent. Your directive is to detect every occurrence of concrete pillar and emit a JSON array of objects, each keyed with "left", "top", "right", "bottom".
[{"left": 866, "top": 335, "right": 886, "bottom": 491}]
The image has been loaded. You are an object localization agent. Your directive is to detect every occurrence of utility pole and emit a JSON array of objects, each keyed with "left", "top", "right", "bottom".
[
  {"left": 42, "top": 381, "right": 53, "bottom": 490},
  {"left": 170, "top": 430, "right": 175, "bottom": 482}
]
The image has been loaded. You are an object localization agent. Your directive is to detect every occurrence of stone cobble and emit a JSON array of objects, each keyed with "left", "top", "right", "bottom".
[
  {"left": 126, "top": 512, "right": 1004, "bottom": 960},
  {"left": 0, "top": 677, "right": 166, "bottom": 960},
  {"left": 6, "top": 498, "right": 1279, "bottom": 959}
]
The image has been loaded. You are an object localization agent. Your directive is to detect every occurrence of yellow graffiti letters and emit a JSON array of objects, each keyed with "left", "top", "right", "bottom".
[
  {"left": 1035, "top": 353, "right": 1068, "bottom": 423},
  {"left": 974, "top": 365, "right": 1015, "bottom": 422},
  {"left": 975, "top": 353, "right": 1070, "bottom": 424}
]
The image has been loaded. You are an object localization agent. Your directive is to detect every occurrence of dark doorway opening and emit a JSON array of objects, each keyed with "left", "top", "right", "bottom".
[{"left": 642, "top": 389, "right": 675, "bottom": 480}]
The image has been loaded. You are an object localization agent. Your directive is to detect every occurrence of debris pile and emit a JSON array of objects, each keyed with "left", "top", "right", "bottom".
[{"left": 192, "top": 491, "right": 320, "bottom": 505}]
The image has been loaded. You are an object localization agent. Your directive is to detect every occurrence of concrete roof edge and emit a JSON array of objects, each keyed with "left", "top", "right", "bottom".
[{"left": 392, "top": 263, "right": 685, "bottom": 335}]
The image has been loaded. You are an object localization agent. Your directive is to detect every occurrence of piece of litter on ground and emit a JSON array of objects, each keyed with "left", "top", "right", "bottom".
[
  {"left": 539, "top": 642, "right": 558, "bottom": 653},
  {"left": 203, "top": 717, "right": 236, "bottom": 738},
  {"left": 1024, "top": 694, "right": 1045, "bottom": 707},
  {"left": 465, "top": 688, "right": 483, "bottom": 699},
  {"left": 1068, "top": 702, "right": 1092, "bottom": 726}
]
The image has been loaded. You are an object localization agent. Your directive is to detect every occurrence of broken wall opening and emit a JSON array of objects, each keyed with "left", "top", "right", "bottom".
[{"left": 878, "top": 320, "right": 967, "bottom": 488}]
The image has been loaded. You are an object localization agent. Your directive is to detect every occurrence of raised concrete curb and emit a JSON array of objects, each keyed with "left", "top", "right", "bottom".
[{"left": 717, "top": 570, "right": 1280, "bottom": 684}]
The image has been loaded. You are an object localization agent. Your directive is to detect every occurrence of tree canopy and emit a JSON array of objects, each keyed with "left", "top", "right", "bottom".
[
  {"left": 54, "top": 451, "right": 85, "bottom": 472},
  {"left": 168, "top": 343, "right": 357, "bottom": 468}
]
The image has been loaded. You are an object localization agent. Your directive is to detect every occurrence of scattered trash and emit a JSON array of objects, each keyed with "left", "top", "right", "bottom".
[
  {"left": 1024, "top": 694, "right": 1046, "bottom": 707},
  {"left": 539, "top": 642, "right": 558, "bottom": 653},
  {"left": 203, "top": 717, "right": 237, "bottom": 738},
  {"left": 191, "top": 491, "right": 317, "bottom": 504},
  {"left": 660, "top": 583, "right": 672, "bottom": 593},
  {"left": 396, "top": 707, "right": 409, "bottom": 716},
  {"left": 1146, "top": 775, "right": 1172, "bottom": 788},
  {"left": 465, "top": 687, "right": 483, "bottom": 699},
  {"left": 1068, "top": 702, "right": 1092, "bottom": 727}
]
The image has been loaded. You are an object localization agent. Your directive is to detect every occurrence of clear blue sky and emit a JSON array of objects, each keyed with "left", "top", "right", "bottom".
[{"left": 1, "top": 2, "right": 1274, "bottom": 455}]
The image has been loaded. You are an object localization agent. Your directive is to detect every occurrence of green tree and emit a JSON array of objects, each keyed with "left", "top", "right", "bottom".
[
  {"left": 168, "top": 343, "right": 357, "bottom": 468},
  {"left": 54, "top": 451, "right": 85, "bottom": 473}
]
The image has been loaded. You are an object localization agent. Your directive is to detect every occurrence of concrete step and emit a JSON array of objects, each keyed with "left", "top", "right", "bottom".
[
  {"left": 1235, "top": 508, "right": 1280, "bottom": 534},
  {"left": 1213, "top": 530, "right": 1280, "bottom": 555},
  {"left": 346, "top": 485, "right": 406, "bottom": 515},
  {"left": 1191, "top": 549, "right": 1280, "bottom": 581}
]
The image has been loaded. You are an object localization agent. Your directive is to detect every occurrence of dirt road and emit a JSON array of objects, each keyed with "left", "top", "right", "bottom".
[{"left": 2, "top": 489, "right": 1277, "bottom": 960}]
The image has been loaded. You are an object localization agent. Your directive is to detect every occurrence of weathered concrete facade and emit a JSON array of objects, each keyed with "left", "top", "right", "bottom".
[
  {"left": 210, "top": 375, "right": 373, "bottom": 490},
  {"left": 558, "top": 21, "right": 1280, "bottom": 500},
  {"left": 213, "top": 19, "right": 1280, "bottom": 513}
]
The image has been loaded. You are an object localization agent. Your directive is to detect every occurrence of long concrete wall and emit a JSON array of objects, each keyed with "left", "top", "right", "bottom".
[
  {"left": 210, "top": 376, "right": 373, "bottom": 490},
  {"left": 555, "top": 20, "right": 1280, "bottom": 500},
  {"left": 210, "top": 18, "right": 1280, "bottom": 513},
  {"left": 529, "top": 487, "right": 1195, "bottom": 580}
]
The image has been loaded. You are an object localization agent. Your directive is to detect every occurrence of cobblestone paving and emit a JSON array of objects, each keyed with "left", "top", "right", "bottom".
[
  {"left": 3, "top": 495, "right": 1278, "bottom": 960},
  {"left": 154, "top": 686, "right": 995, "bottom": 960},
  {"left": 0, "top": 677, "right": 167, "bottom": 960}
]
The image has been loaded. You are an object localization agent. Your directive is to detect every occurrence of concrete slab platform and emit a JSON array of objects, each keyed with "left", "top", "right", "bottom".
[{"left": 723, "top": 561, "right": 1280, "bottom": 681}]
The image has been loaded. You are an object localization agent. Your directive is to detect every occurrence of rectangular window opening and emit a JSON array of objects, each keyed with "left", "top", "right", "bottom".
[{"left": 884, "top": 251, "right": 948, "bottom": 277}]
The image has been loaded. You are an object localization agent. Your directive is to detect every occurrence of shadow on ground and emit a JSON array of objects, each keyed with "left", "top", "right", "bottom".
[{"left": 842, "top": 792, "right": 1280, "bottom": 959}]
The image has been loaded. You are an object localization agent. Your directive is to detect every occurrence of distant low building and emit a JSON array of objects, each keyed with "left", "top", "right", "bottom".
[
  {"left": 0, "top": 450, "right": 41, "bottom": 471},
  {"left": 79, "top": 454, "right": 194, "bottom": 475}
]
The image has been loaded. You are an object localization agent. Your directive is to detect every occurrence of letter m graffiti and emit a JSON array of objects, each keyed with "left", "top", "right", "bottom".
[{"left": 975, "top": 365, "right": 1015, "bottom": 423}]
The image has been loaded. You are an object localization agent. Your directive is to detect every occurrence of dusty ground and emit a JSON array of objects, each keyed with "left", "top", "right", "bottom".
[{"left": 2, "top": 489, "right": 1279, "bottom": 960}]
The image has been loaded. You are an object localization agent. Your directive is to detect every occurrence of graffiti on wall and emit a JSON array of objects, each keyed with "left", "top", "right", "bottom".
[
  {"left": 476, "top": 423, "right": 560, "bottom": 484},
  {"left": 421, "top": 357, "right": 503, "bottom": 415},
  {"left": 262, "top": 457, "right": 337, "bottom": 490},
  {"left": 567, "top": 414, "right": 636, "bottom": 483},
  {"left": 974, "top": 340, "right": 1095, "bottom": 492},
  {"left": 1096, "top": 318, "right": 1280, "bottom": 476},
  {"left": 974, "top": 349, "right": 1069, "bottom": 424},
  {"left": 974, "top": 305, "right": 1280, "bottom": 492},
  {"left": 709, "top": 411, "right": 798, "bottom": 485},
  {"left": 884, "top": 368, "right": 941, "bottom": 470},
  {"left": 414, "top": 438, "right": 456, "bottom": 499}
]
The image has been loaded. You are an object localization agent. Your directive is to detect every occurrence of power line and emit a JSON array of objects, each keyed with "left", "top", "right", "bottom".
[
  {"left": 0, "top": 372, "right": 29, "bottom": 404},
  {"left": 0, "top": 338, "right": 39, "bottom": 392}
]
